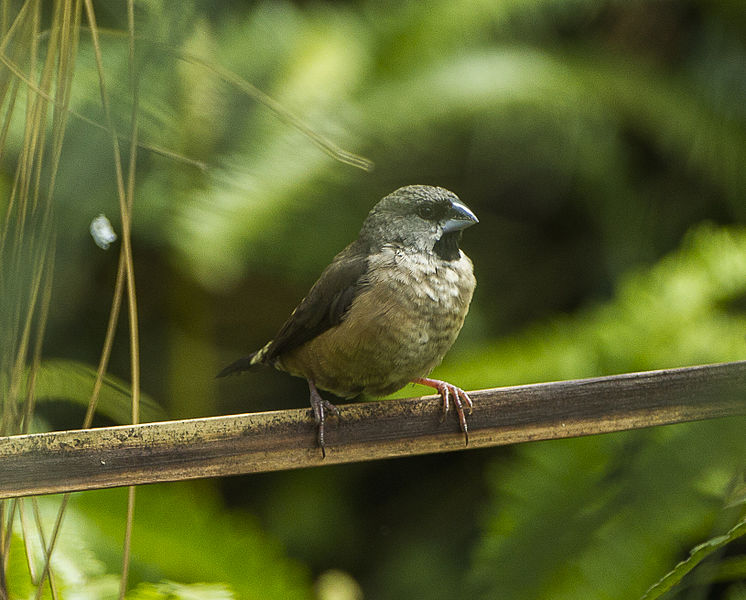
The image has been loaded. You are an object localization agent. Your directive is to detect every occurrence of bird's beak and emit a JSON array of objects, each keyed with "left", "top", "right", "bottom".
[{"left": 442, "top": 199, "right": 479, "bottom": 233}]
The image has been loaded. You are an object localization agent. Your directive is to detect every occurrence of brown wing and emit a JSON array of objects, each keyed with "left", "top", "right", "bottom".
[
  {"left": 216, "top": 241, "right": 370, "bottom": 378},
  {"left": 258, "top": 242, "right": 370, "bottom": 364}
]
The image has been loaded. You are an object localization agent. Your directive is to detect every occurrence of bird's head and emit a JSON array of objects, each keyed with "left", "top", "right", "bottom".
[{"left": 359, "top": 185, "right": 478, "bottom": 261}]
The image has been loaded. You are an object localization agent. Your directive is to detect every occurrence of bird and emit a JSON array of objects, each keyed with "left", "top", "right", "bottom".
[{"left": 217, "top": 185, "right": 478, "bottom": 456}]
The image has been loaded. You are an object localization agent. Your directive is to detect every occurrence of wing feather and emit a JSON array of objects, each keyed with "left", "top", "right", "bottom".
[{"left": 259, "top": 243, "right": 369, "bottom": 364}]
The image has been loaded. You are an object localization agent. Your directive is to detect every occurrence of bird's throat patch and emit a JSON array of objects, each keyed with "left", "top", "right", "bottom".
[{"left": 433, "top": 231, "right": 462, "bottom": 261}]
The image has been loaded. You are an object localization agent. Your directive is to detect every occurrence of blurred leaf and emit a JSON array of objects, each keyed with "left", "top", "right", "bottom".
[
  {"left": 127, "top": 580, "right": 235, "bottom": 600},
  {"left": 6, "top": 498, "right": 120, "bottom": 600},
  {"left": 25, "top": 359, "right": 166, "bottom": 425},
  {"left": 641, "top": 514, "right": 746, "bottom": 599},
  {"left": 169, "top": 7, "right": 372, "bottom": 290},
  {"left": 726, "top": 584, "right": 746, "bottom": 600},
  {"left": 727, "top": 472, "right": 746, "bottom": 509},
  {"left": 467, "top": 420, "right": 746, "bottom": 599},
  {"left": 5, "top": 487, "right": 308, "bottom": 599},
  {"left": 5, "top": 533, "right": 42, "bottom": 600},
  {"left": 461, "top": 223, "right": 746, "bottom": 599},
  {"left": 449, "top": 224, "right": 746, "bottom": 389},
  {"left": 72, "top": 483, "right": 313, "bottom": 600}
]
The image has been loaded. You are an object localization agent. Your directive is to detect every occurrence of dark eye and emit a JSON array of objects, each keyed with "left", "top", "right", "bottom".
[{"left": 417, "top": 204, "right": 435, "bottom": 220}]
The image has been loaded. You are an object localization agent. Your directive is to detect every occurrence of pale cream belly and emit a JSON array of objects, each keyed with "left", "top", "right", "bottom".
[{"left": 277, "top": 251, "right": 475, "bottom": 398}]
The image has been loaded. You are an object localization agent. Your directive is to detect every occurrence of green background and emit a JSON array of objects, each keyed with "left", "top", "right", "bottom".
[{"left": 3, "top": 0, "right": 746, "bottom": 598}]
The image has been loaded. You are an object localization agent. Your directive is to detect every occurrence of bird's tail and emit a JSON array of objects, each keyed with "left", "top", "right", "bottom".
[
  {"left": 216, "top": 352, "right": 259, "bottom": 378},
  {"left": 216, "top": 341, "right": 272, "bottom": 378}
]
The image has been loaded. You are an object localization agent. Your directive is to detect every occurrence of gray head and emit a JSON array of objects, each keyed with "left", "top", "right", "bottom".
[{"left": 358, "top": 185, "right": 478, "bottom": 261}]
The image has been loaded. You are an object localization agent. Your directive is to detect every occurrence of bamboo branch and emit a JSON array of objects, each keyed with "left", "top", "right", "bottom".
[{"left": 1, "top": 361, "right": 745, "bottom": 499}]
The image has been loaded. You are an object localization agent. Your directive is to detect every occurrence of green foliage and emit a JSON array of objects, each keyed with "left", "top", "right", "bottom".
[
  {"left": 22, "top": 360, "right": 166, "bottom": 427},
  {"left": 448, "top": 224, "right": 746, "bottom": 388},
  {"left": 5, "top": 533, "right": 47, "bottom": 599},
  {"left": 468, "top": 421, "right": 746, "bottom": 599},
  {"left": 5, "top": 501, "right": 119, "bottom": 599},
  {"left": 4, "top": 485, "right": 312, "bottom": 600},
  {"left": 455, "top": 224, "right": 746, "bottom": 599},
  {"left": 642, "top": 511, "right": 746, "bottom": 599},
  {"left": 126, "top": 581, "right": 235, "bottom": 600},
  {"left": 3, "top": 0, "right": 746, "bottom": 598},
  {"left": 71, "top": 483, "right": 313, "bottom": 600}
]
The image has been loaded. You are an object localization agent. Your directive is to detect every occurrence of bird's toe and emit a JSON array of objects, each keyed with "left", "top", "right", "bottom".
[{"left": 413, "top": 377, "right": 473, "bottom": 445}]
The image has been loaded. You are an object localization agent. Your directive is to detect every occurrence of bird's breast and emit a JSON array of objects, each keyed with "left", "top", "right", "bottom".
[{"left": 278, "top": 247, "right": 476, "bottom": 398}]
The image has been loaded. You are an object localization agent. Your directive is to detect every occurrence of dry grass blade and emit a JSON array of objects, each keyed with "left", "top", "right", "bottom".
[
  {"left": 76, "top": 23, "right": 373, "bottom": 172},
  {"left": 175, "top": 50, "right": 375, "bottom": 172},
  {"left": 78, "top": 26, "right": 374, "bottom": 172},
  {"left": 0, "top": 0, "right": 128, "bottom": 596},
  {"left": 80, "top": 1, "right": 142, "bottom": 598},
  {"left": 20, "top": 239, "right": 54, "bottom": 434},
  {"left": 0, "top": 48, "right": 207, "bottom": 170},
  {"left": 0, "top": 1, "right": 68, "bottom": 597},
  {"left": 119, "top": 2, "right": 140, "bottom": 596}
]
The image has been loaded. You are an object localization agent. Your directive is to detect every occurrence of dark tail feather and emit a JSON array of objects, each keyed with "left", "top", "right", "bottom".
[{"left": 216, "top": 354, "right": 257, "bottom": 378}]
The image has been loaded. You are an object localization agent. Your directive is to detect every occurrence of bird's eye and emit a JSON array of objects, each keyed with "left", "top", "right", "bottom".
[{"left": 417, "top": 205, "right": 435, "bottom": 220}]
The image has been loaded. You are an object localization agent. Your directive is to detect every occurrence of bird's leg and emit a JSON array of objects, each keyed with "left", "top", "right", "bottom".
[
  {"left": 307, "top": 379, "right": 340, "bottom": 458},
  {"left": 413, "top": 377, "right": 473, "bottom": 445}
]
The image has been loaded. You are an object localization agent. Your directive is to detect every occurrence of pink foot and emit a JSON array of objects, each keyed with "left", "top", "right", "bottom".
[{"left": 413, "top": 377, "right": 473, "bottom": 445}]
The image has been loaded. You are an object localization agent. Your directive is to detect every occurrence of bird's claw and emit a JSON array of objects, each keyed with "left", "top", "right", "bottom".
[
  {"left": 414, "top": 377, "right": 473, "bottom": 445},
  {"left": 308, "top": 380, "right": 340, "bottom": 458}
]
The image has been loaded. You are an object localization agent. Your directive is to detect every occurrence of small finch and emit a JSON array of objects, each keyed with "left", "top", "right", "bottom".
[{"left": 218, "top": 185, "right": 477, "bottom": 456}]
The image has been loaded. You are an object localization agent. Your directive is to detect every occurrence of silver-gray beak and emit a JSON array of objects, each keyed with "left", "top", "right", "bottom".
[{"left": 442, "top": 199, "right": 478, "bottom": 234}]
